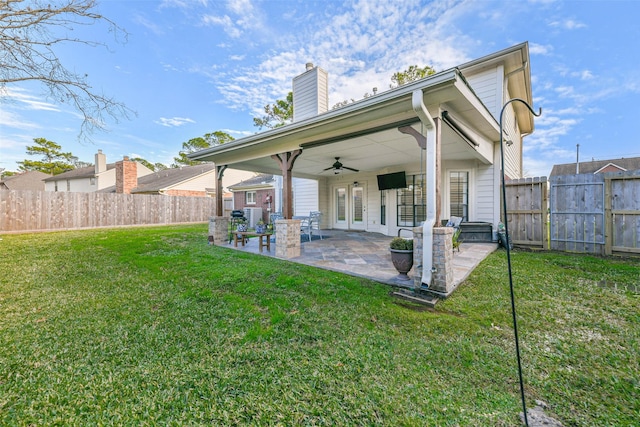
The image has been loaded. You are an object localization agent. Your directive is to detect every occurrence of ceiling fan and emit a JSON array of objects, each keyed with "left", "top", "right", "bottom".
[{"left": 323, "top": 157, "right": 359, "bottom": 174}]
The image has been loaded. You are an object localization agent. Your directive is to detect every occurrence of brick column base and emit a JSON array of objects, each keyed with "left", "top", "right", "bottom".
[
  {"left": 209, "top": 217, "right": 229, "bottom": 246},
  {"left": 275, "top": 219, "right": 301, "bottom": 259}
]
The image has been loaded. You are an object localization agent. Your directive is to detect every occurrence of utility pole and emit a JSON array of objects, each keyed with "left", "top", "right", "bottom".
[{"left": 576, "top": 144, "right": 580, "bottom": 174}]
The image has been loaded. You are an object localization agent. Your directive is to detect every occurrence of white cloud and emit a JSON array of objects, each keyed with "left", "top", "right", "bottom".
[
  {"left": 529, "top": 43, "right": 552, "bottom": 55},
  {"left": 549, "top": 18, "right": 586, "bottom": 30},
  {"left": 155, "top": 117, "right": 196, "bottom": 127},
  {"left": 0, "top": 111, "right": 40, "bottom": 130},
  {"left": 1, "top": 87, "right": 60, "bottom": 112},
  {"left": 209, "top": 0, "right": 474, "bottom": 113},
  {"left": 202, "top": 14, "right": 241, "bottom": 38}
]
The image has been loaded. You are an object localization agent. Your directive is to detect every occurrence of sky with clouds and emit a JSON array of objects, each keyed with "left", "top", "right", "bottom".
[{"left": 1, "top": 0, "right": 639, "bottom": 177}]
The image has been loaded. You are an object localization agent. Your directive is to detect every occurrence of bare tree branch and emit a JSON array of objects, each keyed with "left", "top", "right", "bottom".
[{"left": 0, "top": 0, "right": 134, "bottom": 139}]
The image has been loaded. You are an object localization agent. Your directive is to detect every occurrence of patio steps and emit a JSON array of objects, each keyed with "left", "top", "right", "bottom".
[{"left": 391, "top": 290, "right": 439, "bottom": 307}]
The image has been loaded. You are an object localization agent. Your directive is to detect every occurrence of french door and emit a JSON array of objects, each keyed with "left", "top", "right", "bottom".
[{"left": 334, "top": 184, "right": 366, "bottom": 230}]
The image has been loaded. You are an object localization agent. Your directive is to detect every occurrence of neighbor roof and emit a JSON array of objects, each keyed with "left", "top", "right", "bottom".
[
  {"left": 228, "top": 174, "right": 274, "bottom": 190},
  {"left": 99, "top": 163, "right": 217, "bottom": 193},
  {"left": 0, "top": 171, "right": 49, "bottom": 191},
  {"left": 550, "top": 157, "right": 640, "bottom": 176},
  {"left": 42, "top": 164, "right": 115, "bottom": 181}
]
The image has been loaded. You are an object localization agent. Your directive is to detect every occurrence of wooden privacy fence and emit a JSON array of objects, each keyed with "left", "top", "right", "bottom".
[
  {"left": 0, "top": 190, "right": 217, "bottom": 233},
  {"left": 550, "top": 171, "right": 640, "bottom": 255},
  {"left": 504, "top": 176, "right": 549, "bottom": 248}
]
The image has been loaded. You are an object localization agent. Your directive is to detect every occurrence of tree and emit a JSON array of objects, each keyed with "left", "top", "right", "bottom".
[
  {"left": 0, "top": 0, "right": 133, "bottom": 137},
  {"left": 253, "top": 91, "right": 293, "bottom": 130},
  {"left": 130, "top": 157, "right": 167, "bottom": 172},
  {"left": 172, "top": 131, "right": 234, "bottom": 167},
  {"left": 17, "top": 137, "right": 76, "bottom": 175},
  {"left": 390, "top": 65, "right": 436, "bottom": 88}
]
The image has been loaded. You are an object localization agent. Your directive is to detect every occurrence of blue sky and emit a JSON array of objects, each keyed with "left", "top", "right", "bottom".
[{"left": 2, "top": 0, "right": 639, "bottom": 177}]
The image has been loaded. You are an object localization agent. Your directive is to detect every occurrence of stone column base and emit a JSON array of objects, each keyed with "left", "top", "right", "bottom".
[
  {"left": 414, "top": 226, "right": 455, "bottom": 296},
  {"left": 275, "top": 219, "right": 301, "bottom": 258},
  {"left": 209, "top": 216, "right": 230, "bottom": 246}
]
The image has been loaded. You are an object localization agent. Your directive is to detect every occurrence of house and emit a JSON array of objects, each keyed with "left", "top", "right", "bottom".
[
  {"left": 550, "top": 157, "right": 640, "bottom": 176},
  {"left": 42, "top": 150, "right": 154, "bottom": 192},
  {"left": 0, "top": 171, "right": 48, "bottom": 191},
  {"left": 228, "top": 173, "right": 319, "bottom": 225},
  {"left": 98, "top": 158, "right": 217, "bottom": 196},
  {"left": 189, "top": 43, "right": 536, "bottom": 292}
]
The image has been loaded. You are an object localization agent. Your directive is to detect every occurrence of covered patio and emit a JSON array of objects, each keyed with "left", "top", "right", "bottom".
[{"left": 223, "top": 229, "right": 497, "bottom": 292}]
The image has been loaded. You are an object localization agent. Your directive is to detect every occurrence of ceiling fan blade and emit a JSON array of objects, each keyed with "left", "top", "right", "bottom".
[
  {"left": 322, "top": 166, "right": 334, "bottom": 171},
  {"left": 344, "top": 166, "right": 359, "bottom": 172}
]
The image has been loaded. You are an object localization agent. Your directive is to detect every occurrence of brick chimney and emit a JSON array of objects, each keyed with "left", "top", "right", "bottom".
[
  {"left": 292, "top": 62, "right": 328, "bottom": 122},
  {"left": 115, "top": 156, "right": 137, "bottom": 194},
  {"left": 95, "top": 149, "right": 106, "bottom": 175}
]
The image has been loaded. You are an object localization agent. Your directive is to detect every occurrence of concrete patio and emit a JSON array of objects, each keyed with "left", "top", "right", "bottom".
[{"left": 223, "top": 229, "right": 498, "bottom": 292}]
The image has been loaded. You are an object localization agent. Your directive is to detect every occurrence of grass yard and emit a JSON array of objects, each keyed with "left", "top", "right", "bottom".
[{"left": 0, "top": 225, "right": 638, "bottom": 426}]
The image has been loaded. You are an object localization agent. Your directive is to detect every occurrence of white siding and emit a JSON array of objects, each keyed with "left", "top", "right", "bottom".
[
  {"left": 475, "top": 163, "right": 497, "bottom": 223},
  {"left": 171, "top": 171, "right": 217, "bottom": 192},
  {"left": 501, "top": 87, "right": 523, "bottom": 179},
  {"left": 465, "top": 66, "right": 500, "bottom": 118},
  {"left": 292, "top": 177, "right": 318, "bottom": 216}
]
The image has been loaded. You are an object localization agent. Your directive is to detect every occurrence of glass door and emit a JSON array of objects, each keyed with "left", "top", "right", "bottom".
[{"left": 333, "top": 184, "right": 366, "bottom": 230}]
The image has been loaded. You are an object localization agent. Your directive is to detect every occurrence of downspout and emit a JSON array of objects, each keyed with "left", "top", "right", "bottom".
[{"left": 411, "top": 89, "right": 437, "bottom": 287}]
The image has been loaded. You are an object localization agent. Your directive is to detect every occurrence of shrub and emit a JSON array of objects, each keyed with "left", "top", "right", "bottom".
[{"left": 390, "top": 237, "right": 413, "bottom": 251}]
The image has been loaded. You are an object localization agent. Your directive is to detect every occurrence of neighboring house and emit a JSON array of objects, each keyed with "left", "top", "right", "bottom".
[
  {"left": 189, "top": 43, "right": 536, "bottom": 286},
  {"left": 550, "top": 157, "right": 640, "bottom": 176},
  {"left": 43, "top": 150, "right": 154, "bottom": 192},
  {"left": 228, "top": 173, "right": 319, "bottom": 224},
  {"left": 0, "top": 171, "right": 48, "bottom": 191},
  {"left": 99, "top": 160, "right": 217, "bottom": 196}
]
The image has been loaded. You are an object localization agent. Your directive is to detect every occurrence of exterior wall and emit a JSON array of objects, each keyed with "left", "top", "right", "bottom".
[
  {"left": 501, "top": 86, "right": 523, "bottom": 179},
  {"left": 164, "top": 189, "right": 207, "bottom": 197},
  {"left": 292, "top": 177, "right": 319, "bottom": 216},
  {"left": 465, "top": 65, "right": 502, "bottom": 118},
  {"left": 170, "top": 171, "right": 216, "bottom": 193},
  {"left": 232, "top": 188, "right": 275, "bottom": 223},
  {"left": 96, "top": 169, "right": 116, "bottom": 190}
]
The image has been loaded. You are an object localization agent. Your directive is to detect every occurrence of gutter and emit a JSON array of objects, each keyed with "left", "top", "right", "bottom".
[{"left": 411, "top": 89, "right": 436, "bottom": 288}]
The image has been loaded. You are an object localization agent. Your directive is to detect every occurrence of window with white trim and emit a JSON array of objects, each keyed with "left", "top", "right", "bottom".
[
  {"left": 449, "top": 171, "right": 469, "bottom": 221},
  {"left": 246, "top": 191, "right": 256, "bottom": 204}
]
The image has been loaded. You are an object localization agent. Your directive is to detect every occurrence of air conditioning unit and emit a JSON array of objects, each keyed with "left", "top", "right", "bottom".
[{"left": 243, "top": 207, "right": 263, "bottom": 228}]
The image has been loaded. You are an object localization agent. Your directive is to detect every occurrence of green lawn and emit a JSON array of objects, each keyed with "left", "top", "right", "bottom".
[{"left": 1, "top": 225, "right": 638, "bottom": 426}]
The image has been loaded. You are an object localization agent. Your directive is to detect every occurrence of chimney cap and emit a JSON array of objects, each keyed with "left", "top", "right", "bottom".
[{"left": 305, "top": 62, "right": 314, "bottom": 71}]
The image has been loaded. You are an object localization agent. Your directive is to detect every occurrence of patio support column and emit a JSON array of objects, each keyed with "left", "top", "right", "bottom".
[
  {"left": 434, "top": 117, "right": 442, "bottom": 225},
  {"left": 216, "top": 165, "right": 227, "bottom": 216},
  {"left": 271, "top": 150, "right": 302, "bottom": 219},
  {"left": 208, "top": 216, "right": 229, "bottom": 246}
]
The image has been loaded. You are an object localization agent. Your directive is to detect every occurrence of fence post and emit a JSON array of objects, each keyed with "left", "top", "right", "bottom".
[
  {"left": 542, "top": 178, "right": 549, "bottom": 250},
  {"left": 604, "top": 177, "right": 613, "bottom": 256}
]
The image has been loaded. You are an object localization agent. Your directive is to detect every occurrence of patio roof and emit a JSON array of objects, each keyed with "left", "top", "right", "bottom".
[{"left": 189, "top": 68, "right": 502, "bottom": 179}]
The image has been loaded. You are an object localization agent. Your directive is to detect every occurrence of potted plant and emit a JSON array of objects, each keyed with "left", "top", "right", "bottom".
[
  {"left": 389, "top": 237, "right": 413, "bottom": 280},
  {"left": 255, "top": 219, "right": 266, "bottom": 234},
  {"left": 236, "top": 218, "right": 248, "bottom": 232}
]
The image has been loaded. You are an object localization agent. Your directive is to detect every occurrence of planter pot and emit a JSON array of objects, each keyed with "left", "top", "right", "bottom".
[
  {"left": 255, "top": 225, "right": 265, "bottom": 234},
  {"left": 236, "top": 224, "right": 248, "bottom": 232},
  {"left": 390, "top": 249, "right": 414, "bottom": 280}
]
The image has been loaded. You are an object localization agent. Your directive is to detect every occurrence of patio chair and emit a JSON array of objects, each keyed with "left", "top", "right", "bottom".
[{"left": 310, "top": 211, "right": 323, "bottom": 240}]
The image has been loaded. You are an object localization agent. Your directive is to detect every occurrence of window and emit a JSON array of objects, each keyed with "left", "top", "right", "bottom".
[
  {"left": 449, "top": 171, "right": 469, "bottom": 221},
  {"left": 397, "top": 174, "right": 426, "bottom": 227},
  {"left": 246, "top": 191, "right": 256, "bottom": 204},
  {"left": 90, "top": 177, "right": 96, "bottom": 186},
  {"left": 380, "top": 191, "right": 386, "bottom": 225}
]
